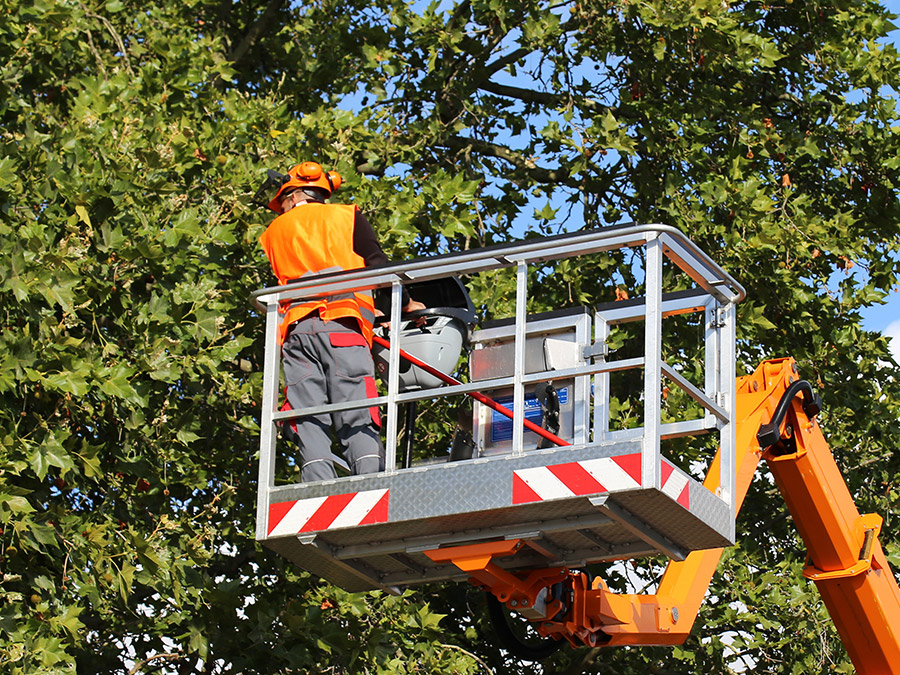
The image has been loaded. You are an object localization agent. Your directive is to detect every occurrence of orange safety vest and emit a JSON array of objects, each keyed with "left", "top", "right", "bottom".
[{"left": 259, "top": 203, "right": 377, "bottom": 345}]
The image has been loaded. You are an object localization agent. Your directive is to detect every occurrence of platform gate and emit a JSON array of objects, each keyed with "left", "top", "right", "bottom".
[{"left": 250, "top": 225, "right": 745, "bottom": 592}]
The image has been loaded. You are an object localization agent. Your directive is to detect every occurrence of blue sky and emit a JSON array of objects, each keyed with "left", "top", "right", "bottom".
[
  {"left": 862, "top": 0, "right": 900, "bottom": 359},
  {"left": 361, "top": 2, "right": 900, "bottom": 359}
]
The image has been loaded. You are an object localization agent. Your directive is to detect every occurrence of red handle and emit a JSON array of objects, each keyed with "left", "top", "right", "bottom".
[{"left": 372, "top": 334, "right": 569, "bottom": 448}]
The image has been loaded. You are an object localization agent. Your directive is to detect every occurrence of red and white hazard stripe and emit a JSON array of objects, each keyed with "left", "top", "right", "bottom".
[
  {"left": 513, "top": 453, "right": 642, "bottom": 504},
  {"left": 513, "top": 453, "right": 691, "bottom": 510},
  {"left": 267, "top": 488, "right": 389, "bottom": 537},
  {"left": 660, "top": 460, "right": 690, "bottom": 509}
]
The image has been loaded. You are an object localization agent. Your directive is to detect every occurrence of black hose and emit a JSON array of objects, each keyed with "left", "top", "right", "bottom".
[
  {"left": 402, "top": 401, "right": 417, "bottom": 469},
  {"left": 756, "top": 379, "right": 822, "bottom": 450},
  {"left": 485, "top": 592, "right": 564, "bottom": 662}
]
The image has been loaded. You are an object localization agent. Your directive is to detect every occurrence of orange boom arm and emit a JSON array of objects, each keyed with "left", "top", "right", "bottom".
[{"left": 426, "top": 358, "right": 900, "bottom": 671}]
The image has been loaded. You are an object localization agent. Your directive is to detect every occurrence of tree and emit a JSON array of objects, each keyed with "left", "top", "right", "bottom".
[{"left": 1, "top": 0, "right": 899, "bottom": 673}]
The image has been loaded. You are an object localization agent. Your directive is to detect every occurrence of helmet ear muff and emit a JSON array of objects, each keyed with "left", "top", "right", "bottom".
[
  {"left": 296, "top": 161, "right": 323, "bottom": 181},
  {"left": 325, "top": 171, "right": 342, "bottom": 194}
]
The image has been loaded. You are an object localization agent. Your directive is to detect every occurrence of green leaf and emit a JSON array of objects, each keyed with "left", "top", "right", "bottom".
[
  {"left": 43, "top": 370, "right": 90, "bottom": 396},
  {"left": 77, "top": 449, "right": 103, "bottom": 478},
  {"left": 99, "top": 364, "right": 139, "bottom": 402},
  {"left": 98, "top": 222, "right": 127, "bottom": 252},
  {"left": 534, "top": 202, "right": 558, "bottom": 221},
  {"left": 653, "top": 37, "right": 667, "bottom": 60},
  {"left": 134, "top": 538, "right": 163, "bottom": 574},
  {"left": 29, "top": 440, "right": 74, "bottom": 480},
  {"left": 194, "top": 309, "right": 220, "bottom": 340},
  {"left": 0, "top": 495, "right": 35, "bottom": 521},
  {"left": 176, "top": 429, "right": 201, "bottom": 444},
  {"left": 29, "top": 522, "right": 59, "bottom": 548},
  {"left": 116, "top": 560, "right": 135, "bottom": 601},
  {"left": 75, "top": 204, "right": 91, "bottom": 227},
  {"left": 188, "top": 629, "right": 209, "bottom": 660}
]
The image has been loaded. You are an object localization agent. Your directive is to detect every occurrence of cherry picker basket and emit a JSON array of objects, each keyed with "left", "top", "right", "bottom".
[{"left": 250, "top": 225, "right": 744, "bottom": 593}]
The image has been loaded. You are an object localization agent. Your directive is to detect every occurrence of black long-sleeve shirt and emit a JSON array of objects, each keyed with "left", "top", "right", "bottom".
[
  {"left": 352, "top": 210, "right": 410, "bottom": 308},
  {"left": 352, "top": 211, "right": 390, "bottom": 267}
]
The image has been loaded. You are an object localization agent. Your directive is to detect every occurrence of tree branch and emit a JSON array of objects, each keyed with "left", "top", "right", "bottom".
[
  {"left": 356, "top": 162, "right": 385, "bottom": 176},
  {"left": 446, "top": 0, "right": 472, "bottom": 32},
  {"left": 483, "top": 47, "right": 532, "bottom": 77},
  {"left": 482, "top": 11, "right": 585, "bottom": 78},
  {"left": 437, "top": 643, "right": 494, "bottom": 675},
  {"left": 227, "top": 0, "right": 288, "bottom": 66},
  {"left": 83, "top": 28, "right": 109, "bottom": 79},
  {"left": 127, "top": 652, "right": 185, "bottom": 675},
  {"left": 440, "top": 135, "right": 570, "bottom": 184},
  {"left": 479, "top": 81, "right": 616, "bottom": 116},
  {"left": 83, "top": 9, "right": 134, "bottom": 75}
]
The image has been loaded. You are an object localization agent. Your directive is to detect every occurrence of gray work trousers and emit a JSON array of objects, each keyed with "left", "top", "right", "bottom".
[{"left": 281, "top": 314, "right": 384, "bottom": 483}]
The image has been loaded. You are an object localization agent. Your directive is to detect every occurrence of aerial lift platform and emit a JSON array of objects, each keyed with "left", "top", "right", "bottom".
[
  {"left": 251, "top": 224, "right": 900, "bottom": 672},
  {"left": 251, "top": 225, "right": 741, "bottom": 589}
]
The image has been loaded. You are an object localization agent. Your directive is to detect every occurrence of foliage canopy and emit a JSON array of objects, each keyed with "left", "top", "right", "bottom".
[{"left": 1, "top": 0, "right": 900, "bottom": 673}]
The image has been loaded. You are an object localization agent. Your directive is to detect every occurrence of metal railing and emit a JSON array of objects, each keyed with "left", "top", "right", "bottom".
[{"left": 251, "top": 224, "right": 745, "bottom": 540}]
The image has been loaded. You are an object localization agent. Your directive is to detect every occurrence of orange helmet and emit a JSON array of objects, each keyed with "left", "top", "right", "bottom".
[{"left": 266, "top": 162, "right": 343, "bottom": 212}]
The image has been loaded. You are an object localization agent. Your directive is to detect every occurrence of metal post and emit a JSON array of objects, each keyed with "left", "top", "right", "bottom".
[
  {"left": 512, "top": 261, "right": 528, "bottom": 455},
  {"left": 593, "top": 314, "right": 611, "bottom": 444},
  {"left": 574, "top": 314, "right": 590, "bottom": 445},
  {"left": 704, "top": 300, "right": 720, "bottom": 434},
  {"left": 720, "top": 301, "right": 737, "bottom": 535},
  {"left": 643, "top": 235, "right": 663, "bottom": 490},
  {"left": 255, "top": 299, "right": 281, "bottom": 540},
  {"left": 384, "top": 281, "right": 403, "bottom": 473}
]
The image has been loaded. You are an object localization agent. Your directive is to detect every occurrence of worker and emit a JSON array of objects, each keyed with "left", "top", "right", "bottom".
[{"left": 258, "top": 161, "right": 424, "bottom": 482}]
